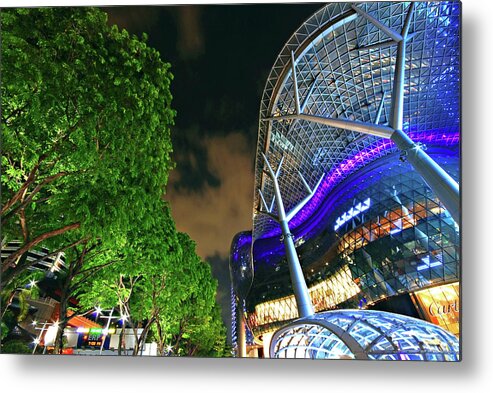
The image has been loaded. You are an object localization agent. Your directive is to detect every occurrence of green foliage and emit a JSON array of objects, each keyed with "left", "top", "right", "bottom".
[
  {"left": 0, "top": 310, "right": 28, "bottom": 347},
  {"left": 150, "top": 233, "right": 227, "bottom": 357},
  {"left": 1, "top": 311, "right": 16, "bottom": 341},
  {"left": 1, "top": 7, "right": 227, "bottom": 357},
  {"left": 1, "top": 7, "right": 176, "bottom": 283},
  {"left": 78, "top": 218, "right": 227, "bottom": 357},
  {"left": 1, "top": 321, "right": 9, "bottom": 341},
  {"left": 1, "top": 339, "right": 32, "bottom": 354}
]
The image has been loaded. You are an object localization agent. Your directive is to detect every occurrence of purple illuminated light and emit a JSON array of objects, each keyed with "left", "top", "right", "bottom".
[{"left": 259, "top": 130, "right": 460, "bottom": 240}]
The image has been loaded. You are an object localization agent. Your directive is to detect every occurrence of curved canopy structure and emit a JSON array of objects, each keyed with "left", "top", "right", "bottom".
[
  {"left": 270, "top": 309, "right": 460, "bottom": 360},
  {"left": 253, "top": 1, "right": 460, "bottom": 244}
]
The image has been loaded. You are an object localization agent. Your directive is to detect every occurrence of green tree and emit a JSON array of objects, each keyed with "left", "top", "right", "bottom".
[
  {"left": 51, "top": 241, "right": 121, "bottom": 353},
  {"left": 1, "top": 7, "right": 175, "bottom": 287},
  {"left": 78, "top": 227, "right": 227, "bottom": 357},
  {"left": 153, "top": 233, "right": 227, "bottom": 357},
  {"left": 76, "top": 204, "right": 181, "bottom": 356},
  {"left": 1, "top": 7, "right": 226, "bottom": 358},
  {"left": 1, "top": 340, "right": 32, "bottom": 354}
]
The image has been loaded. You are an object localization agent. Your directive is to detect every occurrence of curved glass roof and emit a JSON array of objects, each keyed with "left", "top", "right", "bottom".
[
  {"left": 270, "top": 309, "right": 460, "bottom": 360},
  {"left": 253, "top": 1, "right": 460, "bottom": 242}
]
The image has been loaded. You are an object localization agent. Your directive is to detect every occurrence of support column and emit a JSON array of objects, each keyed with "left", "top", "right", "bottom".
[
  {"left": 388, "top": 8, "right": 460, "bottom": 224},
  {"left": 279, "top": 220, "right": 314, "bottom": 318},
  {"left": 259, "top": 154, "right": 322, "bottom": 319},
  {"left": 391, "top": 129, "right": 460, "bottom": 223},
  {"left": 237, "top": 302, "right": 247, "bottom": 358}
]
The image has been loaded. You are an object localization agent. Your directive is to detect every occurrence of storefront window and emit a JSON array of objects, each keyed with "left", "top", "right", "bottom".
[{"left": 412, "top": 282, "right": 460, "bottom": 336}]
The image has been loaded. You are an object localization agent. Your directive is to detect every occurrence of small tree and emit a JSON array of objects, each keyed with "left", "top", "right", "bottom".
[
  {"left": 153, "top": 233, "right": 227, "bottom": 357},
  {"left": 77, "top": 205, "right": 181, "bottom": 356},
  {"left": 51, "top": 242, "right": 121, "bottom": 353}
]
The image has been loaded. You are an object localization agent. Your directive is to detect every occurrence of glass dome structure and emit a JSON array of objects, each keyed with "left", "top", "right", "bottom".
[{"left": 270, "top": 309, "right": 460, "bottom": 361}]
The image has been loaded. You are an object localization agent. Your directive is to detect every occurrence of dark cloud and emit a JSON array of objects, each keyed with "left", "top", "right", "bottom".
[
  {"left": 166, "top": 132, "right": 254, "bottom": 339},
  {"left": 104, "top": 6, "right": 161, "bottom": 32},
  {"left": 176, "top": 6, "right": 204, "bottom": 59},
  {"left": 166, "top": 132, "right": 254, "bottom": 259},
  {"left": 171, "top": 126, "right": 222, "bottom": 192}
]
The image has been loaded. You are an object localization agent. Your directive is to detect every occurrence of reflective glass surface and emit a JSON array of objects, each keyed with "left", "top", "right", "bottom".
[
  {"left": 271, "top": 310, "right": 460, "bottom": 360},
  {"left": 253, "top": 1, "right": 460, "bottom": 242}
]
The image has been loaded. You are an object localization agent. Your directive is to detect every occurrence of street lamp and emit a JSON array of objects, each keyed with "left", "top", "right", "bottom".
[
  {"left": 32, "top": 320, "right": 58, "bottom": 354},
  {"left": 98, "top": 308, "right": 119, "bottom": 355}
]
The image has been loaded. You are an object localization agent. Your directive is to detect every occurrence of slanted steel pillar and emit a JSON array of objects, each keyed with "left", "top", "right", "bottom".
[
  {"left": 388, "top": 3, "right": 460, "bottom": 223},
  {"left": 259, "top": 154, "right": 324, "bottom": 318},
  {"left": 279, "top": 219, "right": 313, "bottom": 318},
  {"left": 237, "top": 301, "right": 247, "bottom": 357},
  {"left": 391, "top": 130, "right": 460, "bottom": 223}
]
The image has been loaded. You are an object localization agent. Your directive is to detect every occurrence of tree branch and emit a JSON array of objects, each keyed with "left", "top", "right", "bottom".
[
  {"left": 72, "top": 259, "right": 120, "bottom": 292},
  {"left": 0, "top": 156, "right": 46, "bottom": 216},
  {"left": 2, "top": 171, "right": 70, "bottom": 223}
]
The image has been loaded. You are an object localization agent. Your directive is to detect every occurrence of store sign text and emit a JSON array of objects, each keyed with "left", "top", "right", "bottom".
[
  {"left": 428, "top": 300, "right": 459, "bottom": 317},
  {"left": 334, "top": 198, "right": 371, "bottom": 231},
  {"left": 271, "top": 131, "right": 294, "bottom": 152}
]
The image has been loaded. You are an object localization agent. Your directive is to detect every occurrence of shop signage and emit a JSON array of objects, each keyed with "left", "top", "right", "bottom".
[
  {"left": 413, "top": 282, "right": 460, "bottom": 336},
  {"left": 334, "top": 198, "right": 370, "bottom": 231},
  {"left": 271, "top": 131, "right": 294, "bottom": 152},
  {"left": 428, "top": 299, "right": 459, "bottom": 316}
]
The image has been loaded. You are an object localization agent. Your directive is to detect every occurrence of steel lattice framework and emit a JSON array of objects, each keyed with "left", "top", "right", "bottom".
[
  {"left": 253, "top": 1, "right": 460, "bottom": 243},
  {"left": 269, "top": 310, "right": 460, "bottom": 360}
]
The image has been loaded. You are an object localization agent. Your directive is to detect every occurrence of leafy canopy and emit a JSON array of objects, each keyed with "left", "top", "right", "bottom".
[{"left": 1, "top": 7, "right": 176, "bottom": 280}]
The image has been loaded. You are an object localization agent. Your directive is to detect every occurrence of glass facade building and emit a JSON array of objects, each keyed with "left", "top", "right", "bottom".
[{"left": 230, "top": 1, "right": 460, "bottom": 359}]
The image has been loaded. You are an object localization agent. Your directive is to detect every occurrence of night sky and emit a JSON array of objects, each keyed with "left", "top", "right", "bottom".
[{"left": 104, "top": 3, "right": 323, "bottom": 341}]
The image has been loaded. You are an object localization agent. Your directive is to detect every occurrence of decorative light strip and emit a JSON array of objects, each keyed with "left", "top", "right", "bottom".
[{"left": 260, "top": 130, "right": 459, "bottom": 240}]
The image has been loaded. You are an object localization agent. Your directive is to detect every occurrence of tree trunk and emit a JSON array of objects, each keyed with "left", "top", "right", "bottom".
[
  {"left": 135, "top": 319, "right": 154, "bottom": 356},
  {"left": 155, "top": 320, "right": 165, "bottom": 356},
  {"left": 54, "top": 294, "right": 70, "bottom": 354},
  {"left": 189, "top": 346, "right": 198, "bottom": 357},
  {"left": 118, "top": 321, "right": 127, "bottom": 355},
  {"left": 53, "top": 244, "right": 87, "bottom": 354},
  {"left": 128, "top": 320, "right": 140, "bottom": 356}
]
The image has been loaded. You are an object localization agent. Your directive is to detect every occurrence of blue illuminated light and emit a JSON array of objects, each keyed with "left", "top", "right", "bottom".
[
  {"left": 247, "top": 1, "right": 461, "bottom": 274},
  {"left": 417, "top": 255, "right": 443, "bottom": 271}
]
